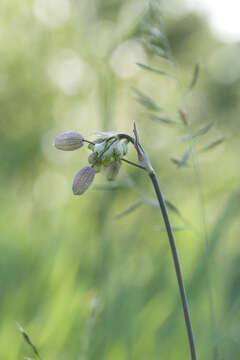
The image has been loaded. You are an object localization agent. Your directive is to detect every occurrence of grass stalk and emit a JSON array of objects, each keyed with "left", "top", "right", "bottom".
[{"left": 149, "top": 170, "right": 197, "bottom": 360}]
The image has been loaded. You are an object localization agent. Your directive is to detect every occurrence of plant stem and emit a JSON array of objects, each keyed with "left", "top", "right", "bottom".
[
  {"left": 149, "top": 170, "right": 197, "bottom": 360},
  {"left": 121, "top": 158, "right": 146, "bottom": 170}
]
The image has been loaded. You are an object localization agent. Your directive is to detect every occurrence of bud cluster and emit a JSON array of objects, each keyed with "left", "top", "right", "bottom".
[{"left": 54, "top": 131, "right": 129, "bottom": 195}]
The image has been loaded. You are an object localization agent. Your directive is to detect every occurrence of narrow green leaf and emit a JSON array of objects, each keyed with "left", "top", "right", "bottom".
[
  {"left": 144, "top": 197, "right": 182, "bottom": 217},
  {"left": 171, "top": 157, "right": 189, "bottom": 167},
  {"left": 177, "top": 148, "right": 193, "bottom": 168},
  {"left": 136, "top": 63, "right": 173, "bottom": 78},
  {"left": 190, "top": 62, "right": 200, "bottom": 89},
  {"left": 144, "top": 25, "right": 169, "bottom": 49},
  {"left": 181, "top": 122, "right": 214, "bottom": 141},
  {"left": 148, "top": 113, "right": 179, "bottom": 125},
  {"left": 145, "top": 26, "right": 167, "bottom": 43},
  {"left": 147, "top": 43, "right": 171, "bottom": 60},
  {"left": 165, "top": 199, "right": 182, "bottom": 217},
  {"left": 143, "top": 197, "right": 158, "bottom": 207},
  {"left": 94, "top": 185, "right": 120, "bottom": 191},
  {"left": 115, "top": 200, "right": 143, "bottom": 219},
  {"left": 132, "top": 87, "right": 161, "bottom": 111},
  {"left": 17, "top": 323, "right": 41, "bottom": 360},
  {"left": 194, "top": 122, "right": 214, "bottom": 137},
  {"left": 178, "top": 109, "right": 189, "bottom": 126},
  {"left": 200, "top": 137, "right": 226, "bottom": 152}
]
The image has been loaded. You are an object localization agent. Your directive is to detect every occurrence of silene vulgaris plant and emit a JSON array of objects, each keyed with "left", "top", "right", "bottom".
[{"left": 54, "top": 123, "right": 197, "bottom": 360}]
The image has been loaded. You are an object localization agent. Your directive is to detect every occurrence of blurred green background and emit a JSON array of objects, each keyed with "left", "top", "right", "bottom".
[{"left": 1, "top": 0, "right": 240, "bottom": 359}]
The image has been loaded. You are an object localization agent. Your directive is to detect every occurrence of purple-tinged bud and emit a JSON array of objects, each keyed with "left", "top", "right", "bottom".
[
  {"left": 106, "top": 161, "right": 121, "bottom": 181},
  {"left": 54, "top": 132, "right": 84, "bottom": 151},
  {"left": 72, "top": 166, "right": 95, "bottom": 195}
]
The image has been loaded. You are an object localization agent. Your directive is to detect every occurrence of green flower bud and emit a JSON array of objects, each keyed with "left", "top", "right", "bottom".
[
  {"left": 122, "top": 140, "right": 128, "bottom": 156},
  {"left": 94, "top": 142, "right": 106, "bottom": 154},
  {"left": 102, "top": 146, "right": 114, "bottom": 162},
  {"left": 113, "top": 142, "right": 124, "bottom": 159},
  {"left": 102, "top": 157, "right": 113, "bottom": 167},
  {"left": 54, "top": 132, "right": 84, "bottom": 151},
  {"left": 72, "top": 166, "right": 95, "bottom": 195},
  {"left": 106, "top": 161, "right": 121, "bottom": 181},
  {"left": 94, "top": 162, "right": 102, "bottom": 173},
  {"left": 88, "top": 152, "right": 98, "bottom": 164},
  {"left": 88, "top": 143, "right": 94, "bottom": 150},
  {"left": 93, "top": 137, "right": 107, "bottom": 144}
]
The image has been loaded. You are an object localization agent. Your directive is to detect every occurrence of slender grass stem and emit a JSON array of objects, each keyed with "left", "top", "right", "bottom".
[
  {"left": 149, "top": 170, "right": 197, "bottom": 360},
  {"left": 102, "top": 130, "right": 197, "bottom": 359}
]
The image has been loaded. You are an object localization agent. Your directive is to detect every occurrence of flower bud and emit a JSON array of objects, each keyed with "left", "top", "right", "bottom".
[
  {"left": 93, "top": 142, "right": 105, "bottom": 154},
  {"left": 72, "top": 166, "right": 95, "bottom": 195},
  {"left": 94, "top": 162, "right": 102, "bottom": 173},
  {"left": 106, "top": 161, "right": 121, "bottom": 181},
  {"left": 113, "top": 142, "right": 123, "bottom": 159},
  {"left": 54, "top": 132, "right": 84, "bottom": 151},
  {"left": 122, "top": 140, "right": 128, "bottom": 156},
  {"left": 88, "top": 152, "right": 98, "bottom": 164}
]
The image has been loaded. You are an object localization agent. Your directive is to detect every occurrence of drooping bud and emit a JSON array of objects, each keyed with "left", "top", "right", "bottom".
[
  {"left": 93, "top": 162, "right": 102, "bottom": 173},
  {"left": 54, "top": 132, "right": 84, "bottom": 151},
  {"left": 113, "top": 142, "right": 123, "bottom": 159},
  {"left": 121, "top": 140, "right": 128, "bottom": 156},
  {"left": 88, "top": 152, "right": 98, "bottom": 164},
  {"left": 72, "top": 166, "right": 95, "bottom": 195},
  {"left": 93, "top": 142, "right": 106, "bottom": 154},
  {"left": 106, "top": 161, "right": 121, "bottom": 181}
]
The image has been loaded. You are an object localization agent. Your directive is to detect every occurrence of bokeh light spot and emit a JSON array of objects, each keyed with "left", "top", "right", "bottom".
[
  {"left": 110, "top": 40, "right": 146, "bottom": 79},
  {"left": 33, "top": 0, "right": 71, "bottom": 28}
]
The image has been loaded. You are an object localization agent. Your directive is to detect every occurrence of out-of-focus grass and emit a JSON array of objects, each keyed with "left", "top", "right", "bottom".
[{"left": 1, "top": 0, "right": 240, "bottom": 359}]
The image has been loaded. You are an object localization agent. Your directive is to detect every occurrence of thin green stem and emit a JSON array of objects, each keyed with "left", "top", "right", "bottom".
[
  {"left": 149, "top": 170, "right": 197, "bottom": 360},
  {"left": 83, "top": 139, "right": 95, "bottom": 146},
  {"left": 121, "top": 157, "right": 146, "bottom": 170}
]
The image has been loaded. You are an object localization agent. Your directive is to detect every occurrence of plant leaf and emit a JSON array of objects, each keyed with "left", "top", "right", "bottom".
[
  {"left": 132, "top": 87, "right": 161, "bottom": 111},
  {"left": 165, "top": 199, "right": 182, "bottom": 217},
  {"left": 178, "top": 109, "right": 189, "bottom": 126},
  {"left": 171, "top": 157, "right": 189, "bottom": 167},
  {"left": 147, "top": 43, "right": 171, "bottom": 60},
  {"left": 177, "top": 148, "right": 193, "bottom": 168},
  {"left": 144, "top": 197, "right": 182, "bottom": 217},
  {"left": 148, "top": 113, "right": 179, "bottom": 125},
  {"left": 17, "top": 323, "right": 41, "bottom": 360},
  {"left": 115, "top": 200, "right": 143, "bottom": 219},
  {"left": 190, "top": 62, "right": 200, "bottom": 89},
  {"left": 136, "top": 63, "right": 173, "bottom": 78},
  {"left": 200, "top": 136, "right": 226, "bottom": 152},
  {"left": 144, "top": 25, "right": 169, "bottom": 48},
  {"left": 181, "top": 122, "right": 214, "bottom": 141}
]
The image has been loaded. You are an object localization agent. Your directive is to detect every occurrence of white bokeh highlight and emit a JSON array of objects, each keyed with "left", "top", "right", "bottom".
[
  {"left": 33, "top": 0, "right": 71, "bottom": 28},
  {"left": 110, "top": 40, "right": 146, "bottom": 79},
  {"left": 47, "top": 50, "right": 92, "bottom": 95}
]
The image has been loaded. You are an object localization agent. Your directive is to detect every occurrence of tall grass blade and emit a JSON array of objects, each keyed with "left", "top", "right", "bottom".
[
  {"left": 182, "top": 122, "right": 214, "bottom": 141},
  {"left": 136, "top": 63, "right": 173, "bottom": 77},
  {"left": 190, "top": 62, "right": 200, "bottom": 89},
  {"left": 148, "top": 113, "right": 179, "bottom": 125},
  {"left": 17, "top": 323, "right": 41, "bottom": 360},
  {"left": 177, "top": 148, "right": 193, "bottom": 168},
  {"left": 115, "top": 200, "right": 143, "bottom": 219},
  {"left": 200, "top": 137, "right": 226, "bottom": 152},
  {"left": 132, "top": 87, "right": 161, "bottom": 111}
]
